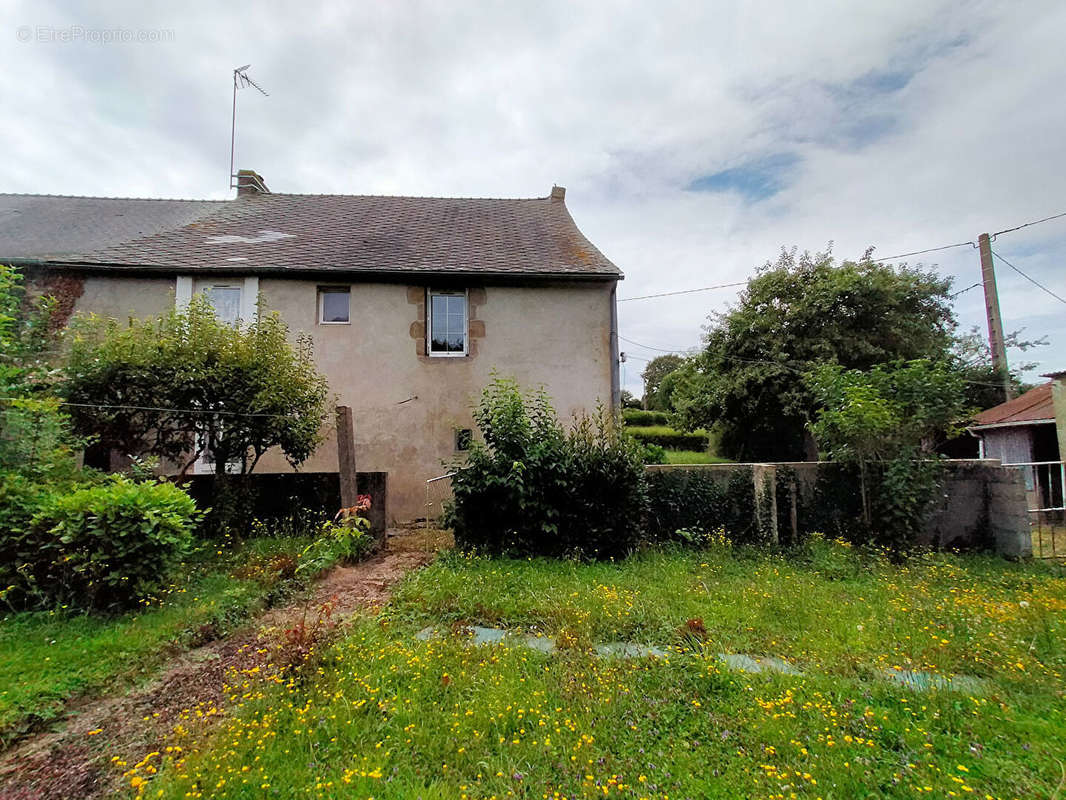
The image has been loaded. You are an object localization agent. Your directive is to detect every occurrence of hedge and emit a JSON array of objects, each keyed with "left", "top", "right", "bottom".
[
  {"left": 645, "top": 467, "right": 757, "bottom": 543},
  {"left": 622, "top": 409, "right": 671, "bottom": 426},
  {"left": 627, "top": 428, "right": 710, "bottom": 451}
]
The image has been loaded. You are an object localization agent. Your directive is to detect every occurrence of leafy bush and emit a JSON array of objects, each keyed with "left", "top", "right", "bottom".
[
  {"left": 448, "top": 377, "right": 648, "bottom": 558},
  {"left": 2, "top": 477, "right": 201, "bottom": 611},
  {"left": 626, "top": 427, "right": 710, "bottom": 451},
  {"left": 639, "top": 442, "right": 667, "bottom": 465},
  {"left": 295, "top": 517, "right": 374, "bottom": 579},
  {"left": 622, "top": 409, "right": 670, "bottom": 426}
]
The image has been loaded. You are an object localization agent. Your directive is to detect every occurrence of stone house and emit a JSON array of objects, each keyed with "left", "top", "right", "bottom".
[{"left": 0, "top": 171, "right": 622, "bottom": 521}]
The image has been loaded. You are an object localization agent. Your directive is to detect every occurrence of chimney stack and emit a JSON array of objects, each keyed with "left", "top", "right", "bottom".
[
  {"left": 236, "top": 169, "right": 269, "bottom": 196},
  {"left": 550, "top": 185, "right": 566, "bottom": 202}
]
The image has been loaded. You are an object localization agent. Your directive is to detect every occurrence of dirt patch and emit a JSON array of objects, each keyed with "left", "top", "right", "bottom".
[{"left": 0, "top": 548, "right": 432, "bottom": 800}]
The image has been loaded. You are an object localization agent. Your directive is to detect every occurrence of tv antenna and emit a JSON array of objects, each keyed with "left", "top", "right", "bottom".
[{"left": 229, "top": 65, "right": 268, "bottom": 190}]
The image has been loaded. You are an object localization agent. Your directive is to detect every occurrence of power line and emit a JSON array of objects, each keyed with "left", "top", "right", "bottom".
[
  {"left": 871, "top": 241, "right": 976, "bottom": 263},
  {"left": 991, "top": 249, "right": 1066, "bottom": 305},
  {"left": 991, "top": 210, "right": 1066, "bottom": 239},
  {"left": 619, "top": 335, "right": 696, "bottom": 353},
  {"left": 949, "top": 282, "right": 981, "bottom": 299},
  {"left": 618, "top": 281, "right": 747, "bottom": 302},
  {"left": 0, "top": 396, "right": 294, "bottom": 418}
]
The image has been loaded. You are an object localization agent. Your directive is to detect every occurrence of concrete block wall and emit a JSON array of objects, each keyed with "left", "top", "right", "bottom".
[{"left": 647, "top": 460, "right": 1032, "bottom": 558}]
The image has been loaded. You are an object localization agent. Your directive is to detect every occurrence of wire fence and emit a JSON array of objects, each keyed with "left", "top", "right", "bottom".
[{"left": 424, "top": 472, "right": 456, "bottom": 531}]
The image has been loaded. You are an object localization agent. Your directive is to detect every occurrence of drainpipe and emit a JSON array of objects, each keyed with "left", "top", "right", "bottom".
[{"left": 610, "top": 282, "right": 621, "bottom": 411}]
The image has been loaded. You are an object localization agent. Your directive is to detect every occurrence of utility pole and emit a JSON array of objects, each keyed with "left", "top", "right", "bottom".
[{"left": 978, "top": 232, "right": 1013, "bottom": 401}]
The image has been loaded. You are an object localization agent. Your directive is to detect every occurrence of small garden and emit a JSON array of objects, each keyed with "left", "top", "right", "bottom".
[
  {"left": 0, "top": 264, "right": 374, "bottom": 749},
  {"left": 130, "top": 541, "right": 1066, "bottom": 799}
]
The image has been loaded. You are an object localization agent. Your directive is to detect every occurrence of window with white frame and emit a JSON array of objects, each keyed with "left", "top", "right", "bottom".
[
  {"left": 318, "top": 287, "right": 350, "bottom": 324},
  {"left": 203, "top": 284, "right": 243, "bottom": 324},
  {"left": 428, "top": 289, "right": 467, "bottom": 356}
]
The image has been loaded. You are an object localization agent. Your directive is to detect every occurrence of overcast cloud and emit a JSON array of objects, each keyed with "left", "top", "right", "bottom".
[{"left": 2, "top": 0, "right": 1063, "bottom": 395}]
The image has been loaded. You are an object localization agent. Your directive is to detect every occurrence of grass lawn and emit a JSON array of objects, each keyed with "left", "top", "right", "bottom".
[
  {"left": 662, "top": 450, "right": 732, "bottom": 464},
  {"left": 0, "top": 536, "right": 315, "bottom": 745},
  {"left": 129, "top": 540, "right": 1066, "bottom": 799}
]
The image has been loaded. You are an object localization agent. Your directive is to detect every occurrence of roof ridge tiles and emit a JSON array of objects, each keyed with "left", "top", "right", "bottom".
[{"left": 0, "top": 192, "right": 227, "bottom": 203}]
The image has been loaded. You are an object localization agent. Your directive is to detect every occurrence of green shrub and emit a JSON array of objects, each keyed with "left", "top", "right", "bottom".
[
  {"left": 449, "top": 377, "right": 648, "bottom": 558},
  {"left": 296, "top": 517, "right": 374, "bottom": 579},
  {"left": 626, "top": 427, "right": 710, "bottom": 451},
  {"left": 622, "top": 409, "right": 670, "bottom": 426},
  {"left": 639, "top": 442, "right": 667, "bottom": 465},
  {"left": 645, "top": 467, "right": 757, "bottom": 544},
  {"left": 7, "top": 478, "right": 202, "bottom": 611}
]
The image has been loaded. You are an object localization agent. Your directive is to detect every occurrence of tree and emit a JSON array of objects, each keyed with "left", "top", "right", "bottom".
[
  {"left": 807, "top": 359, "right": 970, "bottom": 550},
  {"left": 672, "top": 247, "right": 957, "bottom": 461},
  {"left": 619, "top": 389, "right": 642, "bottom": 410},
  {"left": 951, "top": 325, "right": 1046, "bottom": 411},
  {"left": 0, "top": 264, "right": 81, "bottom": 480},
  {"left": 61, "top": 295, "right": 331, "bottom": 476},
  {"left": 640, "top": 354, "right": 684, "bottom": 410}
]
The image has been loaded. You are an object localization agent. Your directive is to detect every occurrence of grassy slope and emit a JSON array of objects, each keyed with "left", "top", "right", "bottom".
[
  {"left": 0, "top": 536, "right": 312, "bottom": 743},
  {"left": 133, "top": 542, "right": 1066, "bottom": 799}
]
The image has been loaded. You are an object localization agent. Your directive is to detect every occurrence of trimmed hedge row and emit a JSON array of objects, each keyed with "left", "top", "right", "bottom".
[
  {"left": 628, "top": 429, "right": 710, "bottom": 451},
  {"left": 622, "top": 409, "right": 671, "bottom": 426}
]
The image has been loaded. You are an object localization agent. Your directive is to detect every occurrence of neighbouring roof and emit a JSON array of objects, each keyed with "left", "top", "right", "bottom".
[
  {"left": 0, "top": 190, "right": 621, "bottom": 279},
  {"left": 972, "top": 381, "right": 1056, "bottom": 429}
]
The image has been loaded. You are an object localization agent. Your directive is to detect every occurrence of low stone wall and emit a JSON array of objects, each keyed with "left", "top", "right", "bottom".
[
  {"left": 646, "top": 460, "right": 1032, "bottom": 557},
  {"left": 180, "top": 471, "right": 388, "bottom": 538}
]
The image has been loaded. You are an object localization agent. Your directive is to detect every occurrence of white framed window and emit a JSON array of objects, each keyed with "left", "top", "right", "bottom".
[
  {"left": 318, "top": 286, "right": 350, "bottom": 324},
  {"left": 204, "top": 284, "right": 242, "bottom": 324},
  {"left": 180, "top": 276, "right": 259, "bottom": 324},
  {"left": 427, "top": 289, "right": 468, "bottom": 356}
]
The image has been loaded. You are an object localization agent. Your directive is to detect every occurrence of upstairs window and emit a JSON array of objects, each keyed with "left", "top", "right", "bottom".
[
  {"left": 204, "top": 285, "right": 242, "bottom": 324},
  {"left": 318, "top": 287, "right": 350, "bottom": 324},
  {"left": 428, "top": 289, "right": 467, "bottom": 356}
]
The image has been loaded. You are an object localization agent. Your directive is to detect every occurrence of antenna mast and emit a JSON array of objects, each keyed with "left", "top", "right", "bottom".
[{"left": 230, "top": 65, "right": 268, "bottom": 190}]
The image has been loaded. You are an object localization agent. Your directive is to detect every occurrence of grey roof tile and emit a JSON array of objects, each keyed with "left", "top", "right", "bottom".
[{"left": 0, "top": 191, "right": 621, "bottom": 279}]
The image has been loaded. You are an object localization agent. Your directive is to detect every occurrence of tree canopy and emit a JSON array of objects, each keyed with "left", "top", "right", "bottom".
[
  {"left": 61, "top": 295, "right": 332, "bottom": 475},
  {"left": 672, "top": 247, "right": 957, "bottom": 461},
  {"left": 640, "top": 354, "right": 684, "bottom": 410}
]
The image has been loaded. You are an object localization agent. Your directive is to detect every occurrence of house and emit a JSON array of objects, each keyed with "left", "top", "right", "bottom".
[
  {"left": 0, "top": 171, "right": 623, "bottom": 520},
  {"left": 970, "top": 381, "right": 1060, "bottom": 464},
  {"left": 969, "top": 375, "right": 1064, "bottom": 515}
]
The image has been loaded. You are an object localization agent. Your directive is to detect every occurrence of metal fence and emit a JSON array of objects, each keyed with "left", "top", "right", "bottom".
[
  {"left": 1011, "top": 461, "right": 1065, "bottom": 559},
  {"left": 424, "top": 472, "right": 456, "bottom": 531}
]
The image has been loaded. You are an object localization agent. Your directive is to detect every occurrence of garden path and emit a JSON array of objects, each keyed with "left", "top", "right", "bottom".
[{"left": 0, "top": 542, "right": 432, "bottom": 800}]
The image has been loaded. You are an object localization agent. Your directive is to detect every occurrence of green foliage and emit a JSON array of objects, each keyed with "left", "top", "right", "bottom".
[
  {"left": 0, "top": 535, "right": 319, "bottom": 743},
  {"left": 640, "top": 354, "right": 685, "bottom": 410},
  {"left": 672, "top": 247, "right": 957, "bottom": 461},
  {"left": 621, "top": 408, "right": 670, "bottom": 426},
  {"left": 626, "top": 426, "right": 709, "bottom": 451},
  {"left": 618, "top": 389, "right": 642, "bottom": 410},
  {"left": 61, "top": 294, "right": 331, "bottom": 475},
  {"left": 0, "top": 265, "right": 83, "bottom": 481},
  {"left": 645, "top": 467, "right": 757, "bottom": 543},
  {"left": 637, "top": 441, "right": 667, "bottom": 465},
  {"left": 2, "top": 477, "right": 202, "bottom": 611},
  {"left": 951, "top": 325, "right": 1047, "bottom": 411},
  {"left": 449, "top": 376, "right": 648, "bottom": 558},
  {"left": 295, "top": 517, "right": 374, "bottom": 579},
  {"left": 807, "top": 359, "right": 971, "bottom": 551}
]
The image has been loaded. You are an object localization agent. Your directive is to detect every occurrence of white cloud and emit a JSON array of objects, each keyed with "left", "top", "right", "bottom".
[{"left": 2, "top": 0, "right": 1064, "bottom": 394}]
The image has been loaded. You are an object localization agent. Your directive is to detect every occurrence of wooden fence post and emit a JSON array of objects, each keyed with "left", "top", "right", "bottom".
[{"left": 336, "top": 405, "right": 358, "bottom": 510}]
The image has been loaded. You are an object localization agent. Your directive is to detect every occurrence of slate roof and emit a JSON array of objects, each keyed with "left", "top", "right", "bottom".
[
  {"left": 972, "top": 382, "right": 1056, "bottom": 428},
  {"left": 0, "top": 190, "right": 621, "bottom": 279}
]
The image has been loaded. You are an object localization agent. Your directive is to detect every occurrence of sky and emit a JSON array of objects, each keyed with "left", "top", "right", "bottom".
[{"left": 2, "top": 0, "right": 1064, "bottom": 397}]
